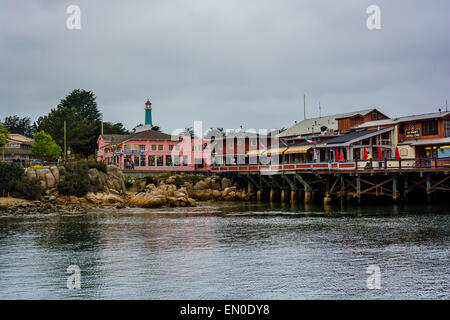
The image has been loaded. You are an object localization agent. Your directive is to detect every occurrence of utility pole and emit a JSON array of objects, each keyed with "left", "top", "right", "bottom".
[
  {"left": 101, "top": 113, "right": 104, "bottom": 136},
  {"left": 64, "top": 120, "right": 67, "bottom": 162},
  {"left": 303, "top": 94, "right": 306, "bottom": 120}
]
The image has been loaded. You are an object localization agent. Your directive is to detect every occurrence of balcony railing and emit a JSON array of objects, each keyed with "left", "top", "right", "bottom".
[{"left": 210, "top": 157, "right": 450, "bottom": 172}]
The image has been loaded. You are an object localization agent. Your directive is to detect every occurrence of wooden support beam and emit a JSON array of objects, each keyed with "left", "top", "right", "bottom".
[
  {"left": 260, "top": 176, "right": 273, "bottom": 188},
  {"left": 281, "top": 174, "right": 296, "bottom": 189},
  {"left": 360, "top": 177, "right": 393, "bottom": 196},
  {"left": 428, "top": 175, "right": 450, "bottom": 193},
  {"left": 270, "top": 176, "right": 282, "bottom": 189},
  {"left": 356, "top": 175, "right": 361, "bottom": 204},
  {"left": 246, "top": 174, "right": 260, "bottom": 189},
  {"left": 392, "top": 175, "right": 398, "bottom": 201},
  {"left": 329, "top": 174, "right": 341, "bottom": 194},
  {"left": 295, "top": 174, "right": 311, "bottom": 191}
]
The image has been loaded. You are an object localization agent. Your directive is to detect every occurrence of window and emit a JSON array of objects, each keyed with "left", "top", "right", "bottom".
[
  {"left": 139, "top": 155, "right": 146, "bottom": 167},
  {"left": 134, "top": 145, "right": 140, "bottom": 150},
  {"left": 148, "top": 155, "right": 155, "bottom": 166},
  {"left": 151, "top": 145, "right": 157, "bottom": 151},
  {"left": 182, "top": 155, "right": 188, "bottom": 166},
  {"left": 124, "top": 145, "right": 130, "bottom": 150},
  {"left": 371, "top": 112, "right": 378, "bottom": 120},
  {"left": 158, "top": 145, "right": 163, "bottom": 151},
  {"left": 173, "top": 156, "right": 181, "bottom": 166},
  {"left": 237, "top": 139, "right": 243, "bottom": 146},
  {"left": 139, "top": 144, "right": 146, "bottom": 151},
  {"left": 165, "top": 155, "right": 173, "bottom": 166},
  {"left": 169, "top": 145, "right": 174, "bottom": 151},
  {"left": 156, "top": 155, "right": 163, "bottom": 166},
  {"left": 250, "top": 139, "right": 257, "bottom": 146},
  {"left": 445, "top": 120, "right": 450, "bottom": 137},
  {"left": 422, "top": 120, "right": 438, "bottom": 136}
]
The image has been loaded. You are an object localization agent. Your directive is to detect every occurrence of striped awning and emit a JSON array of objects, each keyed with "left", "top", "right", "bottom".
[{"left": 284, "top": 146, "right": 311, "bottom": 154}]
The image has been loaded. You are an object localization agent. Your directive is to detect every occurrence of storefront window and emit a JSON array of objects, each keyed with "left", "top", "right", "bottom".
[
  {"left": 165, "top": 155, "right": 173, "bottom": 166},
  {"left": 140, "top": 155, "right": 146, "bottom": 167},
  {"left": 183, "top": 155, "right": 188, "bottom": 166},
  {"left": 156, "top": 155, "right": 163, "bottom": 166},
  {"left": 148, "top": 155, "right": 155, "bottom": 166}
]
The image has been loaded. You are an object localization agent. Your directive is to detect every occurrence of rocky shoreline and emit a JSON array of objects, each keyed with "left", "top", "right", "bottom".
[{"left": 0, "top": 173, "right": 250, "bottom": 216}]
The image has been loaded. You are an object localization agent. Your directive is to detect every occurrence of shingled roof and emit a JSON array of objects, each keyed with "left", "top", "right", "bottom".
[
  {"left": 102, "top": 129, "right": 176, "bottom": 146},
  {"left": 279, "top": 109, "right": 380, "bottom": 138}
]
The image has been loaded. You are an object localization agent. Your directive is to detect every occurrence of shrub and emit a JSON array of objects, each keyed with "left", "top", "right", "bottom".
[
  {"left": 87, "top": 160, "right": 107, "bottom": 173},
  {"left": 159, "top": 172, "right": 172, "bottom": 180},
  {"left": 57, "top": 161, "right": 89, "bottom": 197},
  {"left": 15, "top": 178, "right": 44, "bottom": 200},
  {"left": 124, "top": 175, "right": 135, "bottom": 188},
  {"left": 0, "top": 163, "right": 25, "bottom": 195},
  {"left": 145, "top": 176, "right": 157, "bottom": 185}
]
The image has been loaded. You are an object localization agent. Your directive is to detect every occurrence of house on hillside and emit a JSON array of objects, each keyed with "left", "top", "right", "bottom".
[{"left": 1, "top": 133, "right": 36, "bottom": 165}]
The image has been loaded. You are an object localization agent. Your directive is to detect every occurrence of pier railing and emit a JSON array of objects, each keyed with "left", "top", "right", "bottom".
[{"left": 210, "top": 157, "right": 450, "bottom": 173}]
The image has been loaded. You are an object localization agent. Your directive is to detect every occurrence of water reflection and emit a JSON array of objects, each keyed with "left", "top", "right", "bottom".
[{"left": 0, "top": 202, "right": 448, "bottom": 299}]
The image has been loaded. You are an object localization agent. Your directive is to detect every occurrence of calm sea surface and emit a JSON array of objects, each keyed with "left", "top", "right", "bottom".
[{"left": 0, "top": 202, "right": 448, "bottom": 299}]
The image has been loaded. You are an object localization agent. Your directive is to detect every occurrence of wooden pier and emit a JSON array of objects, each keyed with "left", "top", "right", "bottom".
[{"left": 211, "top": 158, "right": 450, "bottom": 204}]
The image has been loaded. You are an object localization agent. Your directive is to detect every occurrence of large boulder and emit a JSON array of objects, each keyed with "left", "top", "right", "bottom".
[
  {"left": 26, "top": 169, "right": 37, "bottom": 181},
  {"left": 221, "top": 177, "right": 232, "bottom": 189},
  {"left": 45, "top": 172, "right": 56, "bottom": 189},
  {"left": 128, "top": 196, "right": 166, "bottom": 208},
  {"left": 193, "top": 180, "right": 208, "bottom": 190},
  {"left": 35, "top": 168, "right": 46, "bottom": 181},
  {"left": 50, "top": 166, "right": 60, "bottom": 182}
]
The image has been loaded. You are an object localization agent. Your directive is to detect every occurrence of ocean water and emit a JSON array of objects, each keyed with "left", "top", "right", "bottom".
[{"left": 0, "top": 202, "right": 448, "bottom": 299}]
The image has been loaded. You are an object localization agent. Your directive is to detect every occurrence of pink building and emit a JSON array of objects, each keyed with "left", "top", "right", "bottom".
[{"left": 97, "top": 100, "right": 210, "bottom": 172}]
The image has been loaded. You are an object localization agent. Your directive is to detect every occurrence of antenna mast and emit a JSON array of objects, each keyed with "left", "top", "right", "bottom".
[{"left": 319, "top": 101, "right": 322, "bottom": 118}]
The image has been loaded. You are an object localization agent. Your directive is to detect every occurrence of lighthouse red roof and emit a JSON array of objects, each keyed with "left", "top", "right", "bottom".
[{"left": 145, "top": 99, "right": 152, "bottom": 105}]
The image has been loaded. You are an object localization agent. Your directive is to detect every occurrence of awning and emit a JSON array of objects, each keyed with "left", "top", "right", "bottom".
[
  {"left": 410, "top": 137, "right": 450, "bottom": 146},
  {"left": 265, "top": 147, "right": 287, "bottom": 155},
  {"left": 245, "top": 149, "right": 265, "bottom": 157},
  {"left": 284, "top": 146, "right": 311, "bottom": 154}
]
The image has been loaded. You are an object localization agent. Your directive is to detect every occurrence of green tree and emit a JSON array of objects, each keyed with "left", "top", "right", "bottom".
[
  {"left": 1, "top": 115, "right": 34, "bottom": 137},
  {"left": 103, "top": 122, "right": 130, "bottom": 134},
  {"left": 31, "top": 130, "right": 62, "bottom": 161},
  {"left": 35, "top": 106, "right": 96, "bottom": 156},
  {"left": 35, "top": 89, "right": 103, "bottom": 156},
  {"left": 0, "top": 124, "right": 9, "bottom": 149},
  {"left": 58, "top": 89, "right": 101, "bottom": 122}
]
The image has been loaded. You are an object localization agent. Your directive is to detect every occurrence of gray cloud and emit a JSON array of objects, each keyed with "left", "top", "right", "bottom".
[{"left": 1, "top": 0, "right": 449, "bottom": 133}]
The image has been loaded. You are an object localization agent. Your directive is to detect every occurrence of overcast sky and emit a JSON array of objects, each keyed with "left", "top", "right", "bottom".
[{"left": 0, "top": 0, "right": 449, "bottom": 133}]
